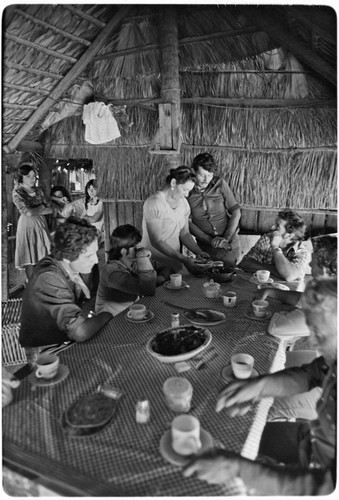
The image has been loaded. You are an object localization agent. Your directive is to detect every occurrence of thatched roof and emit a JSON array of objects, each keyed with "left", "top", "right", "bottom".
[{"left": 2, "top": 3, "right": 337, "bottom": 210}]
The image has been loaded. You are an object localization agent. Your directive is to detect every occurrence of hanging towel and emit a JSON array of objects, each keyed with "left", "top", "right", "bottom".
[{"left": 82, "top": 102, "right": 121, "bottom": 144}]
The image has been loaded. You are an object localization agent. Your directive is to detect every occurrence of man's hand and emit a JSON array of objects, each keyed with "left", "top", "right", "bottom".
[
  {"left": 197, "top": 251, "right": 211, "bottom": 260},
  {"left": 183, "top": 449, "right": 241, "bottom": 485},
  {"left": 212, "top": 237, "right": 232, "bottom": 251},
  {"left": 216, "top": 378, "right": 264, "bottom": 416},
  {"left": 2, "top": 367, "right": 20, "bottom": 407},
  {"left": 136, "top": 247, "right": 154, "bottom": 271},
  {"left": 270, "top": 231, "right": 284, "bottom": 250}
]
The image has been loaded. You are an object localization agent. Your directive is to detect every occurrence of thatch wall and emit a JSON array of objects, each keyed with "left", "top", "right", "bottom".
[{"left": 44, "top": 51, "right": 336, "bottom": 212}]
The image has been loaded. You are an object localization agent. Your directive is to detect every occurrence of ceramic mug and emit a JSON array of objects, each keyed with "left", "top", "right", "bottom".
[
  {"left": 254, "top": 270, "right": 270, "bottom": 283},
  {"left": 35, "top": 353, "right": 59, "bottom": 380},
  {"left": 252, "top": 300, "right": 269, "bottom": 318},
  {"left": 231, "top": 353, "right": 254, "bottom": 379},
  {"left": 223, "top": 291, "right": 237, "bottom": 308},
  {"left": 170, "top": 273, "right": 182, "bottom": 288},
  {"left": 171, "top": 415, "right": 202, "bottom": 456},
  {"left": 127, "top": 304, "right": 147, "bottom": 320}
]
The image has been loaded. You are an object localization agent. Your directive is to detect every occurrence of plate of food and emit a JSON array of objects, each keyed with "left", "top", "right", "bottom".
[
  {"left": 184, "top": 309, "right": 226, "bottom": 326},
  {"left": 62, "top": 394, "right": 118, "bottom": 437},
  {"left": 192, "top": 258, "right": 214, "bottom": 270},
  {"left": 146, "top": 325, "right": 212, "bottom": 363}
]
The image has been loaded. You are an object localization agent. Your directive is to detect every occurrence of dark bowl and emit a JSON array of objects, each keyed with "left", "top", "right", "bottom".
[{"left": 204, "top": 267, "right": 236, "bottom": 283}]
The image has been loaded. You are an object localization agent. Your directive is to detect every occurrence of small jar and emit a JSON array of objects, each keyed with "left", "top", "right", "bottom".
[
  {"left": 163, "top": 377, "right": 193, "bottom": 413},
  {"left": 171, "top": 312, "right": 180, "bottom": 330},
  {"left": 203, "top": 279, "right": 221, "bottom": 298},
  {"left": 136, "top": 397, "right": 150, "bottom": 423}
]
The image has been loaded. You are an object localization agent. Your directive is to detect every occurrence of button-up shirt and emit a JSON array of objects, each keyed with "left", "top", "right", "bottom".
[
  {"left": 188, "top": 176, "right": 239, "bottom": 238},
  {"left": 245, "top": 233, "right": 311, "bottom": 279},
  {"left": 240, "top": 356, "right": 336, "bottom": 495}
]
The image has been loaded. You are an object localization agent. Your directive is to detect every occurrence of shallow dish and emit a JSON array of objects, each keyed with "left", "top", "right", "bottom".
[
  {"left": 160, "top": 428, "right": 213, "bottom": 466},
  {"left": 244, "top": 310, "right": 272, "bottom": 321},
  {"left": 125, "top": 310, "right": 154, "bottom": 323},
  {"left": 146, "top": 325, "right": 212, "bottom": 363},
  {"left": 164, "top": 281, "right": 189, "bottom": 290},
  {"left": 250, "top": 276, "right": 274, "bottom": 286},
  {"left": 271, "top": 283, "right": 290, "bottom": 291},
  {"left": 221, "top": 365, "right": 259, "bottom": 383},
  {"left": 184, "top": 309, "right": 226, "bottom": 326},
  {"left": 192, "top": 259, "right": 214, "bottom": 270},
  {"left": 28, "top": 364, "right": 69, "bottom": 386}
]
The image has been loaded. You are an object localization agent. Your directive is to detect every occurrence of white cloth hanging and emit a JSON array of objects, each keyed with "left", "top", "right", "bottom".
[{"left": 82, "top": 102, "right": 121, "bottom": 144}]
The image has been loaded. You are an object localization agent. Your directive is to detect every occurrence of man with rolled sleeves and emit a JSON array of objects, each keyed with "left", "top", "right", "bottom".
[
  {"left": 183, "top": 277, "right": 336, "bottom": 495},
  {"left": 188, "top": 153, "right": 241, "bottom": 267}
]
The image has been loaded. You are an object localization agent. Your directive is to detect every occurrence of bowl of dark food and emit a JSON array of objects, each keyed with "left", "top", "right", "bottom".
[
  {"left": 147, "top": 325, "right": 212, "bottom": 363},
  {"left": 205, "top": 266, "right": 236, "bottom": 283}
]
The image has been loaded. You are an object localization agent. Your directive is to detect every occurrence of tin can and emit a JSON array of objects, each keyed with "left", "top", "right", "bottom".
[{"left": 136, "top": 397, "right": 150, "bottom": 423}]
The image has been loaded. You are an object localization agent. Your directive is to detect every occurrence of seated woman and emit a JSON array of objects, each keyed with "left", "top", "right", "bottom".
[
  {"left": 50, "top": 185, "right": 73, "bottom": 228},
  {"left": 19, "top": 217, "right": 112, "bottom": 351},
  {"left": 95, "top": 224, "right": 159, "bottom": 317},
  {"left": 141, "top": 166, "right": 210, "bottom": 274}
]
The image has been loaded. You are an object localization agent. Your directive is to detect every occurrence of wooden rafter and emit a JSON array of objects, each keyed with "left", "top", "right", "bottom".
[
  {"left": 94, "top": 25, "right": 262, "bottom": 61},
  {"left": 3, "top": 6, "right": 132, "bottom": 154},
  {"left": 14, "top": 7, "right": 91, "bottom": 46},
  {"left": 243, "top": 6, "right": 336, "bottom": 85},
  {"left": 5, "top": 33, "right": 78, "bottom": 63}
]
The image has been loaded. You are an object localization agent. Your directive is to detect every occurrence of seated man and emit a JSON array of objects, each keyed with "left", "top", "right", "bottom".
[
  {"left": 19, "top": 217, "right": 112, "bottom": 349},
  {"left": 95, "top": 224, "right": 161, "bottom": 316},
  {"left": 183, "top": 277, "right": 336, "bottom": 495},
  {"left": 188, "top": 153, "right": 241, "bottom": 267},
  {"left": 259, "top": 235, "right": 337, "bottom": 421},
  {"left": 239, "top": 209, "right": 312, "bottom": 282}
]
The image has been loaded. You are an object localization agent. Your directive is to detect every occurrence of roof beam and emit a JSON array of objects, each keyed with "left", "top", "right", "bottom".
[
  {"left": 243, "top": 6, "right": 336, "bottom": 86},
  {"left": 5, "top": 33, "right": 77, "bottom": 63},
  {"left": 14, "top": 8, "right": 91, "bottom": 46},
  {"left": 3, "top": 6, "right": 132, "bottom": 154},
  {"left": 93, "top": 25, "right": 261, "bottom": 61}
]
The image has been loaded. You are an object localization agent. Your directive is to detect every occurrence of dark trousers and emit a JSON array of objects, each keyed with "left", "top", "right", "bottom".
[{"left": 258, "top": 422, "right": 311, "bottom": 466}]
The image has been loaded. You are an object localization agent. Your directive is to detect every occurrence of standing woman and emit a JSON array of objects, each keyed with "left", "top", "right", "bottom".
[
  {"left": 141, "top": 166, "right": 210, "bottom": 274},
  {"left": 12, "top": 164, "right": 53, "bottom": 281},
  {"left": 82, "top": 179, "right": 104, "bottom": 235}
]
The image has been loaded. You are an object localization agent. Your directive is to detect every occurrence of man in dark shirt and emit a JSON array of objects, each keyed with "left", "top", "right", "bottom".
[
  {"left": 183, "top": 277, "right": 336, "bottom": 495},
  {"left": 188, "top": 153, "right": 241, "bottom": 267},
  {"left": 19, "top": 217, "right": 112, "bottom": 349}
]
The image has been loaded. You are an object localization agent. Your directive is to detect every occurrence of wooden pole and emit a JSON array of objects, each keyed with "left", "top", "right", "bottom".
[
  {"left": 159, "top": 6, "right": 181, "bottom": 169},
  {"left": 1, "top": 159, "right": 9, "bottom": 299}
]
